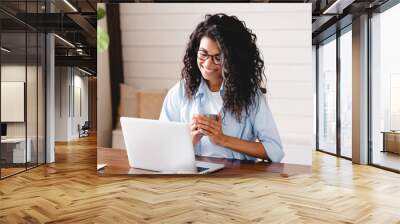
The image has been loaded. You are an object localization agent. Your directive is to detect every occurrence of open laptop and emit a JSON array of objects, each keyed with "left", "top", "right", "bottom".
[{"left": 120, "top": 117, "right": 224, "bottom": 174}]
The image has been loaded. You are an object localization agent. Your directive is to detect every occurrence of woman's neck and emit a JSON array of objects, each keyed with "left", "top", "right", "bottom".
[{"left": 206, "top": 80, "right": 222, "bottom": 92}]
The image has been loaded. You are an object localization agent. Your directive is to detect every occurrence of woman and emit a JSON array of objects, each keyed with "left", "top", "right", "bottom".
[{"left": 159, "top": 13, "right": 284, "bottom": 162}]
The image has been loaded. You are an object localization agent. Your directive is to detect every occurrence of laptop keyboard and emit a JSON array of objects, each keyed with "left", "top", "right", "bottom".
[{"left": 196, "top": 166, "right": 209, "bottom": 173}]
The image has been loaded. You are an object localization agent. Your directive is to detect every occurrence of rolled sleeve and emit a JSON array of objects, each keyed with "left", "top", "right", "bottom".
[{"left": 253, "top": 94, "right": 284, "bottom": 163}]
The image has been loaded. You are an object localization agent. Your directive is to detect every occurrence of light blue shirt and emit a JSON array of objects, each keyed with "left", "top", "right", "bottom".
[{"left": 159, "top": 79, "right": 284, "bottom": 162}]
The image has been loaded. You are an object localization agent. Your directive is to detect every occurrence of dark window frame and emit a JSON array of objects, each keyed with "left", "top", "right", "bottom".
[
  {"left": 315, "top": 23, "right": 353, "bottom": 161},
  {"left": 316, "top": 0, "right": 400, "bottom": 173}
]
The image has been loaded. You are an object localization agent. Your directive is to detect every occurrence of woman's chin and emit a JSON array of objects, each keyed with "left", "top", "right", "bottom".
[
  {"left": 201, "top": 73, "right": 212, "bottom": 80},
  {"left": 202, "top": 72, "right": 219, "bottom": 81}
]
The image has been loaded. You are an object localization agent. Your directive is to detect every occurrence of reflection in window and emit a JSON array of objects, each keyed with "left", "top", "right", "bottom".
[
  {"left": 1, "top": 31, "right": 28, "bottom": 177},
  {"left": 390, "top": 74, "right": 400, "bottom": 130},
  {"left": 0, "top": 1, "right": 46, "bottom": 179},
  {"left": 340, "top": 29, "right": 352, "bottom": 158},
  {"left": 371, "top": 3, "right": 400, "bottom": 171},
  {"left": 318, "top": 37, "right": 337, "bottom": 154}
]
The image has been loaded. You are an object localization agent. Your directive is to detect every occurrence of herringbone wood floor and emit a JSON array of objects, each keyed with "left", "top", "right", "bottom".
[{"left": 0, "top": 134, "right": 400, "bottom": 223}]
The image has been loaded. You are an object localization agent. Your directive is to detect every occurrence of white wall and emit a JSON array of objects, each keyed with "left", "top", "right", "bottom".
[
  {"left": 55, "top": 67, "right": 89, "bottom": 141},
  {"left": 75, "top": 73, "right": 89, "bottom": 123},
  {"left": 55, "top": 67, "right": 68, "bottom": 141},
  {"left": 119, "top": 3, "right": 313, "bottom": 165},
  {"left": 72, "top": 73, "right": 89, "bottom": 138},
  {"left": 1, "top": 66, "right": 26, "bottom": 128},
  {"left": 1, "top": 65, "right": 38, "bottom": 138},
  {"left": 1, "top": 64, "right": 46, "bottom": 163}
]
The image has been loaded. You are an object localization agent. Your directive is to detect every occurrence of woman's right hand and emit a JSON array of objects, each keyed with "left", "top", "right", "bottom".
[{"left": 191, "top": 116, "right": 203, "bottom": 145}]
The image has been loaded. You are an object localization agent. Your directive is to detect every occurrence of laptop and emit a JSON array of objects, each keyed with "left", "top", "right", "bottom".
[{"left": 120, "top": 117, "right": 224, "bottom": 174}]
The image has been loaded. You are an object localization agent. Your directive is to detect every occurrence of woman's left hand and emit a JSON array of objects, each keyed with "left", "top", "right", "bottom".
[
  {"left": 193, "top": 114, "right": 269, "bottom": 160},
  {"left": 194, "top": 114, "right": 225, "bottom": 146}
]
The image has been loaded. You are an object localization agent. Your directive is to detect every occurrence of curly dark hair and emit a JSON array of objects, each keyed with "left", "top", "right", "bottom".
[{"left": 182, "top": 13, "right": 266, "bottom": 121}]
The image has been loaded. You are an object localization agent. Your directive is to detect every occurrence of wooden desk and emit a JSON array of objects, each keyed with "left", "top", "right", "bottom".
[
  {"left": 382, "top": 131, "right": 400, "bottom": 154},
  {"left": 97, "top": 148, "right": 311, "bottom": 177}
]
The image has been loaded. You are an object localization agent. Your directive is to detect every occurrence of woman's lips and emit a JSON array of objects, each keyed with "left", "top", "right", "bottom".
[{"left": 202, "top": 66, "right": 216, "bottom": 73}]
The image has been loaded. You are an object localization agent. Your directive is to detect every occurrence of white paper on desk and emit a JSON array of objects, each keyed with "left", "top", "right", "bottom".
[{"left": 97, "top": 164, "right": 107, "bottom": 170}]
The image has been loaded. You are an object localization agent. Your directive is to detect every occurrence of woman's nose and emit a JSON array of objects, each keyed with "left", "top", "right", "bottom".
[{"left": 204, "top": 57, "right": 214, "bottom": 67}]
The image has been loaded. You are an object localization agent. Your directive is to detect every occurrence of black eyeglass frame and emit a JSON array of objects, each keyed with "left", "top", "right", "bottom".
[{"left": 197, "top": 49, "right": 223, "bottom": 65}]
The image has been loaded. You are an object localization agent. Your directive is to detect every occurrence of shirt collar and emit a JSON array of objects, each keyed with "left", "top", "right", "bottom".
[{"left": 195, "top": 78, "right": 225, "bottom": 98}]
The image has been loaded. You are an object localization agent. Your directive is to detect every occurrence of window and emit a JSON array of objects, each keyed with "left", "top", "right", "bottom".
[
  {"left": 0, "top": 1, "right": 47, "bottom": 179},
  {"left": 317, "top": 36, "right": 337, "bottom": 154},
  {"left": 339, "top": 28, "right": 352, "bottom": 158},
  {"left": 370, "top": 2, "right": 400, "bottom": 171}
]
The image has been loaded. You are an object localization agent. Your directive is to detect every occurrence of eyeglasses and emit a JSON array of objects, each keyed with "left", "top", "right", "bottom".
[{"left": 197, "top": 50, "right": 222, "bottom": 65}]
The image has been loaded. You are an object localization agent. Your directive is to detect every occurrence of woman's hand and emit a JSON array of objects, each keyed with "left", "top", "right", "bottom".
[
  {"left": 193, "top": 114, "right": 225, "bottom": 146},
  {"left": 192, "top": 114, "right": 268, "bottom": 160},
  {"left": 191, "top": 117, "right": 204, "bottom": 145}
]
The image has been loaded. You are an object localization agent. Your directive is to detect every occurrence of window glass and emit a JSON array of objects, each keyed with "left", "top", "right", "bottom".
[
  {"left": 340, "top": 29, "right": 352, "bottom": 158},
  {"left": 318, "top": 37, "right": 337, "bottom": 154},
  {"left": 371, "top": 3, "right": 400, "bottom": 171}
]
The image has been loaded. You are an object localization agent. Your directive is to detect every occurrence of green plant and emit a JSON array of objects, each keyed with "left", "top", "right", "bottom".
[{"left": 97, "top": 7, "right": 109, "bottom": 53}]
